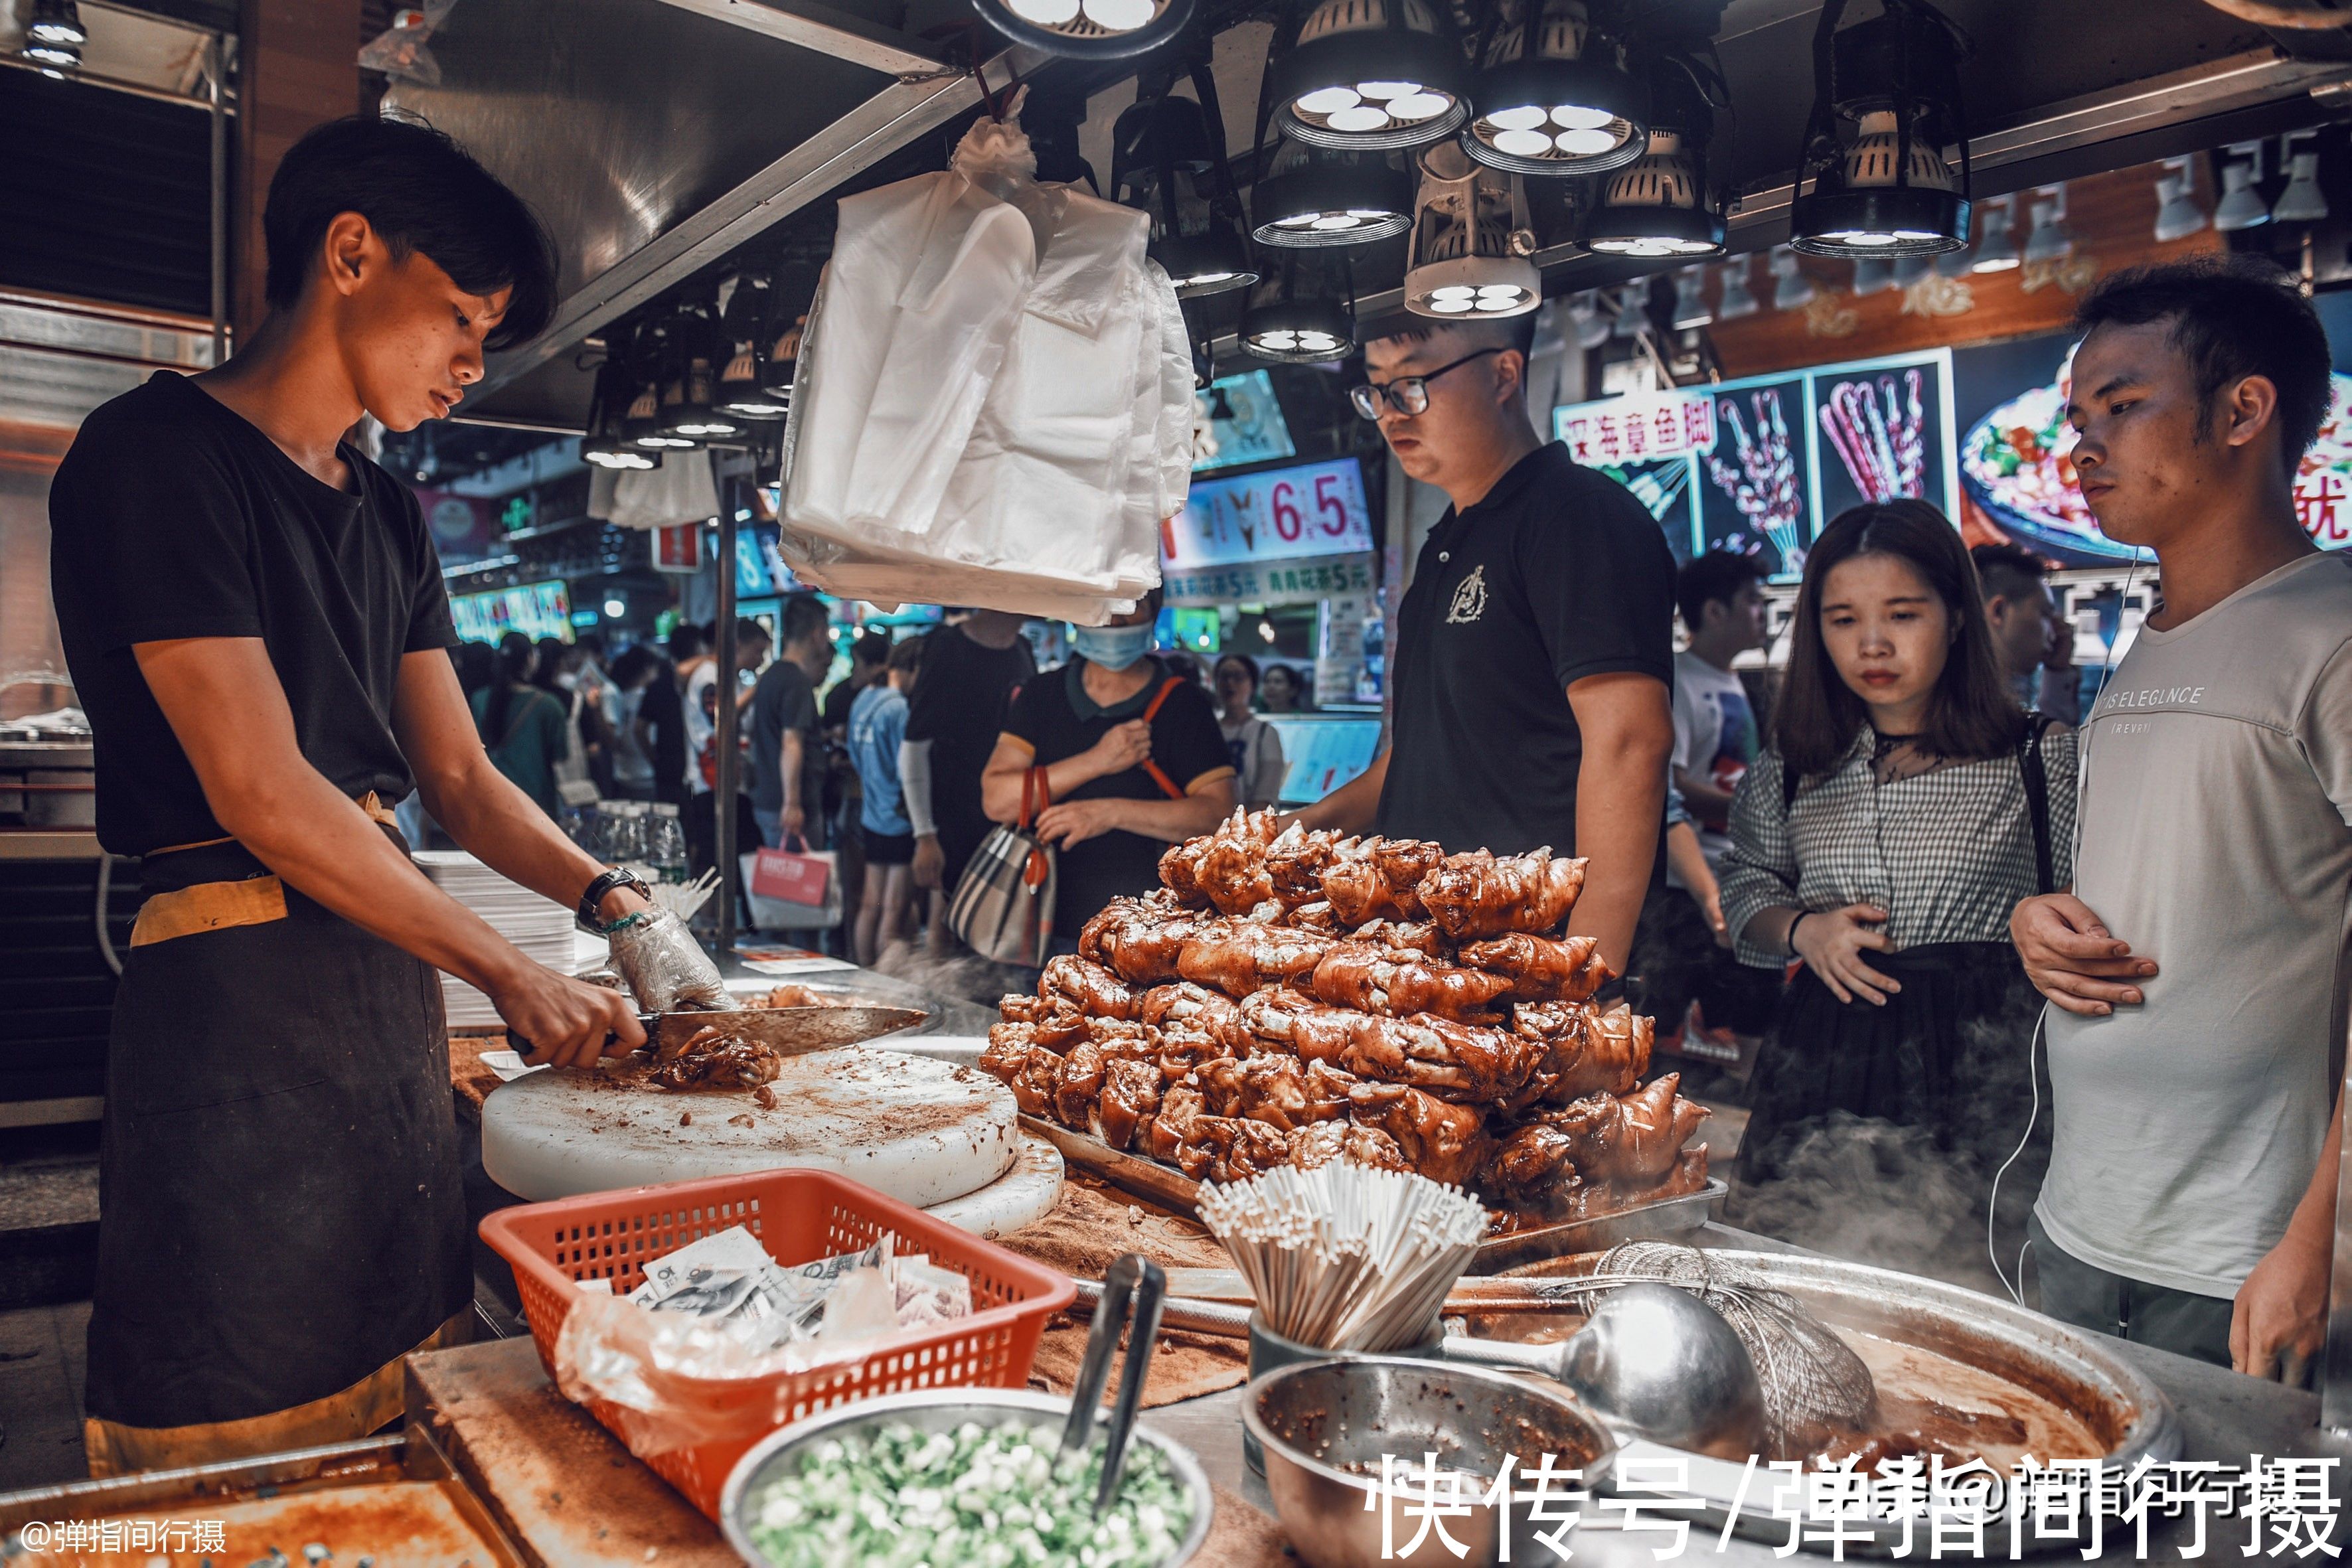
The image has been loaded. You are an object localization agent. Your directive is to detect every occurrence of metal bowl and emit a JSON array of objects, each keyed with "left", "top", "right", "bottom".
[
  {"left": 718, "top": 1387, "right": 1215, "bottom": 1567},
  {"left": 1243, "top": 1357, "right": 1618, "bottom": 1568}
]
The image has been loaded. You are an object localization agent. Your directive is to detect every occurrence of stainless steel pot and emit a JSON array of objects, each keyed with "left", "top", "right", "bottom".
[
  {"left": 1243, "top": 1356, "right": 1618, "bottom": 1568},
  {"left": 718, "top": 1386, "right": 1215, "bottom": 1567},
  {"left": 1494, "top": 1249, "right": 2184, "bottom": 1556}
]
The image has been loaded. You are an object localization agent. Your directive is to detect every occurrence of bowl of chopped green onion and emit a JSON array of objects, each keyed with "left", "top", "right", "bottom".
[{"left": 719, "top": 1387, "right": 1214, "bottom": 1568}]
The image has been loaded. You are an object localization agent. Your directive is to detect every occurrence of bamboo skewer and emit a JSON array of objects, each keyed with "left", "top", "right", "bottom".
[{"left": 1195, "top": 1164, "right": 1489, "bottom": 1353}]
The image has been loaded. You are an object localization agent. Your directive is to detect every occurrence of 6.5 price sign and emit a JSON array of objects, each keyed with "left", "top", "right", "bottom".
[{"left": 1162, "top": 457, "right": 1374, "bottom": 572}]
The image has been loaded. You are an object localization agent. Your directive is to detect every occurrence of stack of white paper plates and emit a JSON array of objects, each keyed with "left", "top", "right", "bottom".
[{"left": 415, "top": 851, "right": 577, "bottom": 1030}]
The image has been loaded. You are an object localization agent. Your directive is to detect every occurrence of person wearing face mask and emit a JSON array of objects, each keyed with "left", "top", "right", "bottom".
[
  {"left": 1718, "top": 501, "right": 2075, "bottom": 1281},
  {"left": 981, "top": 589, "right": 1237, "bottom": 954}
]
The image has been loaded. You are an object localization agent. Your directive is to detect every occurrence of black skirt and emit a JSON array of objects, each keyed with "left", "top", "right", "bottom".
[{"left": 1730, "top": 942, "right": 2049, "bottom": 1281}]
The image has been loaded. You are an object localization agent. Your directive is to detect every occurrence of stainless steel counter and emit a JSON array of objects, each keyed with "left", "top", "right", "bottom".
[{"left": 712, "top": 949, "right": 1000, "bottom": 1038}]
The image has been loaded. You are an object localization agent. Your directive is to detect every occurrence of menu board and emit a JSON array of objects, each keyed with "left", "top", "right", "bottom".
[
  {"left": 1163, "top": 457, "right": 1375, "bottom": 605},
  {"left": 1954, "top": 328, "right": 2352, "bottom": 566},
  {"left": 451, "top": 580, "right": 574, "bottom": 645},
  {"left": 1555, "top": 349, "right": 1958, "bottom": 580}
]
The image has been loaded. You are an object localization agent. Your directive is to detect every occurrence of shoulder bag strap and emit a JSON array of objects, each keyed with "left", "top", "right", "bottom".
[
  {"left": 1020, "top": 766, "right": 1054, "bottom": 891},
  {"left": 2017, "top": 712, "right": 2057, "bottom": 896},
  {"left": 1137, "top": 678, "right": 1186, "bottom": 801}
]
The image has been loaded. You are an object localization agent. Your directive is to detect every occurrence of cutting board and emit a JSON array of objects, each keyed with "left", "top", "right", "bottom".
[
  {"left": 480, "top": 1045, "right": 1018, "bottom": 1208},
  {"left": 923, "top": 1133, "right": 1063, "bottom": 1237}
]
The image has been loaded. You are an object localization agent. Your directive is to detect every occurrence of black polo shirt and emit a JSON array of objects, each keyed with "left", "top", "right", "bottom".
[{"left": 1375, "top": 442, "right": 1674, "bottom": 856}]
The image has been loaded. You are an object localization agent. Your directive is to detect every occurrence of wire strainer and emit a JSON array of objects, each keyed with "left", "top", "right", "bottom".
[{"left": 1567, "top": 1240, "right": 1879, "bottom": 1453}]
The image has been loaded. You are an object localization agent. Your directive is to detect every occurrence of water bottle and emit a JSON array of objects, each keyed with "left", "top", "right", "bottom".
[{"left": 649, "top": 804, "right": 688, "bottom": 885}]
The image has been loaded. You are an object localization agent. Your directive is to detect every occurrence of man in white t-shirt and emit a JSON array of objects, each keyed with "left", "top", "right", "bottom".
[
  {"left": 1670, "top": 550, "right": 1768, "bottom": 870},
  {"left": 1630, "top": 550, "right": 1780, "bottom": 1061},
  {"left": 2013, "top": 256, "right": 2352, "bottom": 1382}
]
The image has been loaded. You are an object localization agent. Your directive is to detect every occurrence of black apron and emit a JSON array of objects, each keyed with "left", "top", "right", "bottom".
[{"left": 85, "top": 825, "right": 469, "bottom": 1430}]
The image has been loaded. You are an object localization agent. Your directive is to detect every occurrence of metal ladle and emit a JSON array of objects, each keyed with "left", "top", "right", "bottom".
[{"left": 1440, "top": 1281, "right": 1767, "bottom": 1459}]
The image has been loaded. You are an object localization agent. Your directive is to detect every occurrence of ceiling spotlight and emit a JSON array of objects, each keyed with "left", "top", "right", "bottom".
[
  {"left": 2274, "top": 131, "right": 2327, "bottom": 225},
  {"left": 1715, "top": 256, "right": 1759, "bottom": 321},
  {"left": 1271, "top": 0, "right": 1470, "bottom": 151},
  {"left": 1770, "top": 246, "right": 1815, "bottom": 311},
  {"left": 582, "top": 358, "right": 661, "bottom": 471},
  {"left": 2152, "top": 157, "right": 2206, "bottom": 244},
  {"left": 714, "top": 278, "right": 791, "bottom": 422},
  {"left": 1789, "top": 0, "right": 1973, "bottom": 259},
  {"left": 1119, "top": 76, "right": 1262, "bottom": 299},
  {"left": 2021, "top": 187, "right": 2070, "bottom": 266},
  {"left": 2214, "top": 142, "right": 2270, "bottom": 232},
  {"left": 1580, "top": 56, "right": 1727, "bottom": 260},
  {"left": 1403, "top": 145, "right": 1541, "bottom": 319},
  {"left": 21, "top": 35, "right": 80, "bottom": 70},
  {"left": 1852, "top": 256, "right": 1892, "bottom": 296},
  {"left": 1240, "top": 255, "right": 1359, "bottom": 363},
  {"left": 1461, "top": 0, "right": 1648, "bottom": 179},
  {"left": 1567, "top": 289, "right": 1611, "bottom": 348},
  {"left": 28, "top": 0, "right": 86, "bottom": 44},
  {"left": 1670, "top": 267, "right": 1712, "bottom": 330},
  {"left": 976, "top": 0, "right": 1196, "bottom": 61},
  {"left": 1611, "top": 281, "right": 1649, "bottom": 337},
  {"left": 1968, "top": 195, "right": 2018, "bottom": 272},
  {"left": 1251, "top": 145, "right": 1415, "bottom": 247}
]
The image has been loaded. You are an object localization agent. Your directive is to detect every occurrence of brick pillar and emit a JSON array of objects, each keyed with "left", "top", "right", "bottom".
[{"left": 232, "top": 0, "right": 364, "bottom": 339}]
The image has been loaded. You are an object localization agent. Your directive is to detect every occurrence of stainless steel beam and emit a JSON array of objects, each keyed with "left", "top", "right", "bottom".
[
  {"left": 475, "top": 45, "right": 1036, "bottom": 406},
  {"left": 645, "top": 0, "right": 947, "bottom": 80}
]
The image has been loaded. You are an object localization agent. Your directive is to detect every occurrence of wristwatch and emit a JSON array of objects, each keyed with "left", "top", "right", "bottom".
[{"left": 577, "top": 866, "right": 653, "bottom": 935}]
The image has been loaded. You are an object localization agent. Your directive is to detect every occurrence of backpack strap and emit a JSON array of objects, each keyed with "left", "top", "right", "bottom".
[
  {"left": 2018, "top": 712, "right": 2057, "bottom": 896},
  {"left": 1137, "top": 678, "right": 1186, "bottom": 801}
]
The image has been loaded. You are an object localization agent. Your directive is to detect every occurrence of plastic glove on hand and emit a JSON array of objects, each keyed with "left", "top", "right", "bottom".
[{"left": 606, "top": 907, "right": 732, "bottom": 1014}]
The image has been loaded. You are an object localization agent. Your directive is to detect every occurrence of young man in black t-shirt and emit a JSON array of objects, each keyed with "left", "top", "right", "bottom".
[
  {"left": 1294, "top": 315, "right": 1675, "bottom": 975},
  {"left": 47, "top": 118, "right": 721, "bottom": 1472}
]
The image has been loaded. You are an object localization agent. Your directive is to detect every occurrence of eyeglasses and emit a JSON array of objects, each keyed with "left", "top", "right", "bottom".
[{"left": 1348, "top": 347, "right": 1504, "bottom": 420}]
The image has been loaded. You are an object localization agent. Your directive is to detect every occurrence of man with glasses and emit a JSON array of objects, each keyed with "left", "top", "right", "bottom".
[{"left": 1294, "top": 316, "right": 1675, "bottom": 975}]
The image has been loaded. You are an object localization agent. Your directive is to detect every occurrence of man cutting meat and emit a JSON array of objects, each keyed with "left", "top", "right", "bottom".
[
  {"left": 48, "top": 118, "right": 726, "bottom": 1473},
  {"left": 1291, "top": 315, "right": 1676, "bottom": 975}
]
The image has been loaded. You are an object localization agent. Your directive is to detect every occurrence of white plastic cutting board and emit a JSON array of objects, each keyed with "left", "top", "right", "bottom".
[
  {"left": 479, "top": 1045, "right": 1018, "bottom": 1208},
  {"left": 923, "top": 1133, "right": 1063, "bottom": 1237}
]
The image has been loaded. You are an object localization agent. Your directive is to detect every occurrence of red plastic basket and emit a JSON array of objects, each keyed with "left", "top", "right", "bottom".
[{"left": 479, "top": 1167, "right": 1075, "bottom": 1520}]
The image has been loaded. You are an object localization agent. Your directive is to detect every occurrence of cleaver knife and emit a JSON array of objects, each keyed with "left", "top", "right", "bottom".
[{"left": 510, "top": 1004, "right": 929, "bottom": 1065}]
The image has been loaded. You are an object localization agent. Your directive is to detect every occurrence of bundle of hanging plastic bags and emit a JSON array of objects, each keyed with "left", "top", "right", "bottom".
[{"left": 778, "top": 105, "right": 1192, "bottom": 625}]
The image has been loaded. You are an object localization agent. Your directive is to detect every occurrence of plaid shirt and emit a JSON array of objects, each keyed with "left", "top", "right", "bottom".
[{"left": 1718, "top": 727, "right": 2078, "bottom": 969}]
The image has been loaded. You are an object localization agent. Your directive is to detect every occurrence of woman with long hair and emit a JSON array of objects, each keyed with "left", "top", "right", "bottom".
[
  {"left": 1719, "top": 501, "right": 2075, "bottom": 1273},
  {"left": 1213, "top": 654, "right": 1288, "bottom": 811},
  {"left": 471, "top": 632, "right": 571, "bottom": 817}
]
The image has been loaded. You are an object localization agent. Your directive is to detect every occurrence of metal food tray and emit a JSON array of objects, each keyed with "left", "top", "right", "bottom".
[
  {"left": 0, "top": 1434, "right": 524, "bottom": 1565},
  {"left": 1016, "top": 1114, "right": 1723, "bottom": 1270}
]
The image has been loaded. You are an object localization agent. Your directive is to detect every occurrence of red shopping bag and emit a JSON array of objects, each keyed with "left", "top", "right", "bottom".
[{"left": 750, "top": 838, "right": 832, "bottom": 907}]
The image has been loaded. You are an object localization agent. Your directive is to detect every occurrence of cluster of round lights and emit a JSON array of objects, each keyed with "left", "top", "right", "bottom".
[
  {"left": 1003, "top": 0, "right": 1157, "bottom": 27},
  {"left": 1474, "top": 102, "right": 1623, "bottom": 160},
  {"left": 1293, "top": 79, "right": 1454, "bottom": 136},
  {"left": 1248, "top": 327, "right": 1346, "bottom": 354},
  {"left": 1424, "top": 283, "right": 1530, "bottom": 314},
  {"left": 585, "top": 447, "right": 657, "bottom": 471},
  {"left": 1587, "top": 232, "right": 1718, "bottom": 258},
  {"left": 1271, "top": 206, "right": 1401, "bottom": 234},
  {"left": 1812, "top": 228, "right": 1944, "bottom": 248}
]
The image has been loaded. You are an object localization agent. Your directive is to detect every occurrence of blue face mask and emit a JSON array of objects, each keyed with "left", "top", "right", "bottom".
[{"left": 1072, "top": 622, "right": 1156, "bottom": 672}]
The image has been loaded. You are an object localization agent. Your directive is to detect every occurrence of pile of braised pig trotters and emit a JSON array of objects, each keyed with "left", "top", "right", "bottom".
[{"left": 979, "top": 811, "right": 1710, "bottom": 1228}]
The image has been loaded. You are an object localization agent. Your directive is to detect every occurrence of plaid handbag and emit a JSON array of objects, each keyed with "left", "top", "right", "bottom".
[{"left": 946, "top": 765, "right": 1059, "bottom": 967}]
